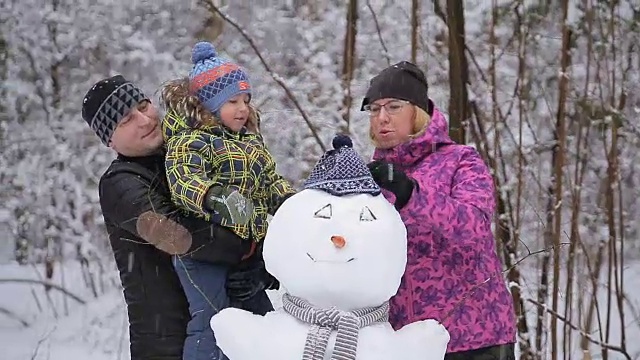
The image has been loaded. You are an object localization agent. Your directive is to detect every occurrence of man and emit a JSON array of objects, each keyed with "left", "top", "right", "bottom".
[{"left": 81, "top": 75, "right": 274, "bottom": 360}]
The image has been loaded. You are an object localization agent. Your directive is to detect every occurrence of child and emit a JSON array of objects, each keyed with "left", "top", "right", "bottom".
[{"left": 160, "top": 41, "right": 294, "bottom": 360}]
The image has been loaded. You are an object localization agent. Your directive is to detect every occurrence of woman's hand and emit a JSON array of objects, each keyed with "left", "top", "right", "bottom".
[{"left": 367, "top": 160, "right": 416, "bottom": 210}]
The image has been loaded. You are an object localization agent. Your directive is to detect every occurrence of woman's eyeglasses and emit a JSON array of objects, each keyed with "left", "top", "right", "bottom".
[{"left": 363, "top": 100, "right": 411, "bottom": 117}]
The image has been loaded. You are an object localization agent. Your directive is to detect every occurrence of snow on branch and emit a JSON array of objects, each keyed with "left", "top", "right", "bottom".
[{"left": 199, "top": 0, "right": 327, "bottom": 152}]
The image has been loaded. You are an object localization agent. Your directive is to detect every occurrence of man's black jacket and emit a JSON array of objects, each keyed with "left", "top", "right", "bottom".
[{"left": 99, "top": 153, "right": 249, "bottom": 360}]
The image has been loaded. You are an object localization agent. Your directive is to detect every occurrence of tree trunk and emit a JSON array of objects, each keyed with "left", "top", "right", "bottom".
[
  {"left": 410, "top": 0, "right": 419, "bottom": 63},
  {"left": 196, "top": 0, "right": 226, "bottom": 41},
  {"left": 535, "top": 186, "right": 553, "bottom": 359},
  {"left": 504, "top": 2, "right": 534, "bottom": 358},
  {"left": 445, "top": 0, "right": 469, "bottom": 144},
  {"left": 48, "top": 0, "right": 61, "bottom": 110},
  {"left": 0, "top": 25, "right": 7, "bottom": 144},
  {"left": 550, "top": 0, "right": 571, "bottom": 358},
  {"left": 196, "top": 16, "right": 225, "bottom": 42},
  {"left": 340, "top": 0, "right": 358, "bottom": 131}
]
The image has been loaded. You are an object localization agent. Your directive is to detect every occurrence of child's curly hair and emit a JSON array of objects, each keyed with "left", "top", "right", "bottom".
[{"left": 159, "top": 77, "right": 260, "bottom": 133}]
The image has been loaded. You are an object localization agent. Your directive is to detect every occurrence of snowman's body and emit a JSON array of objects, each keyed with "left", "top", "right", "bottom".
[
  {"left": 212, "top": 307, "right": 445, "bottom": 360},
  {"left": 211, "top": 137, "right": 449, "bottom": 360}
]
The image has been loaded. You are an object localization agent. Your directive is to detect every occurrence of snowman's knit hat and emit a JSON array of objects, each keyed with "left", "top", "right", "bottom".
[{"left": 303, "top": 134, "right": 381, "bottom": 196}]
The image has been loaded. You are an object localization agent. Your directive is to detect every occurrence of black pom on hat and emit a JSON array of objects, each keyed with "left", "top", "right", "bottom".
[
  {"left": 332, "top": 134, "right": 353, "bottom": 149},
  {"left": 303, "top": 134, "right": 380, "bottom": 196}
]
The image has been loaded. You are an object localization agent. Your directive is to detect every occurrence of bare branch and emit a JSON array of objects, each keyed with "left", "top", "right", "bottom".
[
  {"left": 526, "top": 298, "right": 632, "bottom": 360},
  {"left": 441, "top": 242, "right": 571, "bottom": 322},
  {"left": 0, "top": 278, "right": 86, "bottom": 305},
  {"left": 30, "top": 326, "right": 55, "bottom": 360},
  {"left": 365, "top": 0, "right": 391, "bottom": 66},
  {"left": 199, "top": 0, "right": 326, "bottom": 152},
  {"left": 0, "top": 306, "right": 30, "bottom": 327}
]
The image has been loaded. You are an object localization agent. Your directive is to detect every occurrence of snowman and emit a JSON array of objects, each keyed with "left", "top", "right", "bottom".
[{"left": 211, "top": 135, "right": 450, "bottom": 360}]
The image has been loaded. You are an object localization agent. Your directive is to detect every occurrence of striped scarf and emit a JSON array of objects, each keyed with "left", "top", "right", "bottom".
[{"left": 281, "top": 293, "right": 389, "bottom": 360}]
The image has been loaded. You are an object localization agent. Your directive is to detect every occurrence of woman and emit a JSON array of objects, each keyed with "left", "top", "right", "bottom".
[{"left": 361, "top": 61, "right": 517, "bottom": 360}]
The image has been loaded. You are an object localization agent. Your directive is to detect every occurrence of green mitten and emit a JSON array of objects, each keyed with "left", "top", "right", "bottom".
[{"left": 204, "top": 186, "right": 255, "bottom": 225}]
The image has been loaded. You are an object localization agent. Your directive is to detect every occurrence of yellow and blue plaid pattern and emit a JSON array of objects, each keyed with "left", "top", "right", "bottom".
[{"left": 163, "top": 109, "right": 294, "bottom": 241}]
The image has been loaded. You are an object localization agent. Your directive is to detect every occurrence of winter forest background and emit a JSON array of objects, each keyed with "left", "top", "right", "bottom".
[{"left": 1, "top": 0, "right": 639, "bottom": 359}]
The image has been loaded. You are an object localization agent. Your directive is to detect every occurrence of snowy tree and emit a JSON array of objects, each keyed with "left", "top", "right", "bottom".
[
  {"left": 0, "top": 0, "right": 208, "bottom": 265},
  {"left": 1, "top": 0, "right": 639, "bottom": 357}
]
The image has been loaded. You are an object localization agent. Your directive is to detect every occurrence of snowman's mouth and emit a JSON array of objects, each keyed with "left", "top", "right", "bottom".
[{"left": 306, "top": 253, "right": 355, "bottom": 264}]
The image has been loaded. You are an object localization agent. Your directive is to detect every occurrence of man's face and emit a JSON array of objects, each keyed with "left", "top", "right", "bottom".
[{"left": 109, "top": 100, "right": 163, "bottom": 157}]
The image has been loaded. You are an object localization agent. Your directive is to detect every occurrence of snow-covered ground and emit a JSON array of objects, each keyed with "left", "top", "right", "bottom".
[
  {"left": 1, "top": 259, "right": 639, "bottom": 359},
  {"left": 0, "top": 260, "right": 283, "bottom": 360},
  {"left": 0, "top": 260, "right": 127, "bottom": 360}
]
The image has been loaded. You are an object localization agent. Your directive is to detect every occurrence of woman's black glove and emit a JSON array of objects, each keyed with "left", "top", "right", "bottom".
[{"left": 367, "top": 160, "right": 416, "bottom": 210}]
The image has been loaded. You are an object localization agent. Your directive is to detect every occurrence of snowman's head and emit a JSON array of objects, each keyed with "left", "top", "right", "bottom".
[
  {"left": 264, "top": 189, "right": 407, "bottom": 310},
  {"left": 263, "top": 134, "right": 408, "bottom": 311}
]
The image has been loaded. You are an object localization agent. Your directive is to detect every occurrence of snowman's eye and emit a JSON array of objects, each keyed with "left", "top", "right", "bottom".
[
  {"left": 359, "top": 206, "right": 377, "bottom": 222},
  {"left": 314, "top": 204, "right": 332, "bottom": 219}
]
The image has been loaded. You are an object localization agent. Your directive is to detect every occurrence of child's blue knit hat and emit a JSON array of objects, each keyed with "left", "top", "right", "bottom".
[{"left": 188, "top": 41, "right": 252, "bottom": 114}]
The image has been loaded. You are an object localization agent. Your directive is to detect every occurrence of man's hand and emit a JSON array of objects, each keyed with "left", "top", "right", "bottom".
[
  {"left": 204, "top": 186, "right": 255, "bottom": 225},
  {"left": 136, "top": 211, "right": 192, "bottom": 255},
  {"left": 226, "top": 260, "right": 279, "bottom": 302}
]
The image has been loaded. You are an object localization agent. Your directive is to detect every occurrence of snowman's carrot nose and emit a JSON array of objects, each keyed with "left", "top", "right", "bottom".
[{"left": 331, "top": 235, "right": 346, "bottom": 249}]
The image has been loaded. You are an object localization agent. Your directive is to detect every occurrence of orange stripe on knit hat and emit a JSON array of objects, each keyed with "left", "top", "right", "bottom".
[{"left": 189, "top": 62, "right": 242, "bottom": 93}]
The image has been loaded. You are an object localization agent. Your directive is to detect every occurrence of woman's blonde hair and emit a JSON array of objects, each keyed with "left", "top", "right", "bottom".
[
  {"left": 369, "top": 104, "right": 431, "bottom": 147},
  {"left": 159, "top": 77, "right": 260, "bottom": 133}
]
